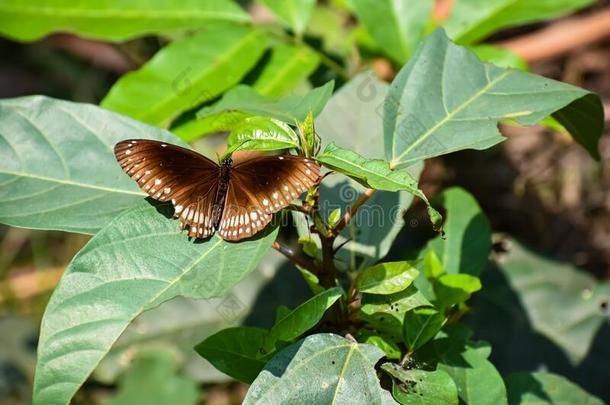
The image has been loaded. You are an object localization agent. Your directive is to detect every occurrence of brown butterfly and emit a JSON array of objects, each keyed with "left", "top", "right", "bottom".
[{"left": 114, "top": 139, "right": 320, "bottom": 241}]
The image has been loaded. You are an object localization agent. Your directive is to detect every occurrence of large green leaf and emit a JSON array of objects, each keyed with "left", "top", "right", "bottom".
[
  {"left": 384, "top": 29, "right": 603, "bottom": 169},
  {"left": 433, "top": 274, "right": 482, "bottom": 308},
  {"left": 497, "top": 240, "right": 610, "bottom": 364},
  {"left": 436, "top": 339, "right": 508, "bottom": 405},
  {"left": 0, "top": 0, "right": 249, "bottom": 42},
  {"left": 357, "top": 261, "right": 419, "bottom": 295},
  {"left": 102, "top": 23, "right": 267, "bottom": 126},
  {"left": 33, "top": 202, "right": 277, "bottom": 405},
  {"left": 263, "top": 287, "right": 343, "bottom": 351},
  {"left": 0, "top": 96, "right": 183, "bottom": 234},
  {"left": 253, "top": 44, "right": 320, "bottom": 97},
  {"left": 197, "top": 81, "right": 334, "bottom": 123},
  {"left": 349, "top": 0, "right": 434, "bottom": 63},
  {"left": 312, "top": 73, "right": 424, "bottom": 270},
  {"left": 444, "top": 0, "right": 594, "bottom": 45},
  {"left": 258, "top": 0, "right": 316, "bottom": 37},
  {"left": 194, "top": 327, "right": 268, "bottom": 384},
  {"left": 505, "top": 371, "right": 604, "bottom": 405},
  {"left": 108, "top": 350, "right": 198, "bottom": 405},
  {"left": 381, "top": 363, "right": 458, "bottom": 405},
  {"left": 426, "top": 187, "right": 491, "bottom": 276},
  {"left": 244, "top": 334, "right": 396, "bottom": 404}
]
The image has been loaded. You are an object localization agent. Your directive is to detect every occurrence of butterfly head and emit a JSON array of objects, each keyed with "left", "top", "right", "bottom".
[{"left": 221, "top": 157, "right": 233, "bottom": 168}]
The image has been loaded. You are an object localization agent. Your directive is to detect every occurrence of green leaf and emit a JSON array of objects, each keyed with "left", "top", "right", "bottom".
[
  {"left": 426, "top": 187, "right": 491, "bottom": 276},
  {"left": 496, "top": 239, "right": 610, "bottom": 364},
  {"left": 357, "top": 331, "right": 402, "bottom": 360},
  {"left": 194, "top": 327, "right": 268, "bottom": 384},
  {"left": 297, "top": 267, "right": 325, "bottom": 295},
  {"left": 0, "top": 0, "right": 249, "bottom": 42},
  {"left": 434, "top": 274, "right": 482, "bottom": 308},
  {"left": 258, "top": 0, "right": 316, "bottom": 37},
  {"left": 317, "top": 143, "right": 442, "bottom": 229},
  {"left": 244, "top": 334, "right": 394, "bottom": 404},
  {"left": 381, "top": 363, "right": 458, "bottom": 405},
  {"left": 436, "top": 339, "right": 508, "bottom": 405},
  {"left": 358, "top": 261, "right": 419, "bottom": 295},
  {"left": 326, "top": 208, "right": 341, "bottom": 228},
  {"left": 313, "top": 73, "right": 423, "bottom": 270},
  {"left": 263, "top": 287, "right": 343, "bottom": 351},
  {"left": 108, "top": 350, "right": 198, "bottom": 405},
  {"left": 299, "top": 111, "right": 316, "bottom": 157},
  {"left": 403, "top": 307, "right": 446, "bottom": 352},
  {"left": 505, "top": 371, "right": 604, "bottom": 405},
  {"left": 197, "top": 81, "right": 334, "bottom": 123},
  {"left": 102, "top": 23, "right": 267, "bottom": 126},
  {"left": 33, "top": 201, "right": 277, "bottom": 405},
  {"left": 445, "top": 0, "right": 595, "bottom": 45},
  {"left": 384, "top": 29, "right": 603, "bottom": 168},
  {"left": 0, "top": 96, "right": 183, "bottom": 234},
  {"left": 225, "top": 116, "right": 300, "bottom": 156},
  {"left": 349, "top": 0, "right": 434, "bottom": 63},
  {"left": 359, "top": 286, "right": 431, "bottom": 339},
  {"left": 471, "top": 45, "right": 528, "bottom": 70},
  {"left": 253, "top": 44, "right": 320, "bottom": 97},
  {"left": 298, "top": 236, "right": 319, "bottom": 258},
  {"left": 423, "top": 249, "right": 444, "bottom": 279},
  {"left": 173, "top": 111, "right": 251, "bottom": 142}
]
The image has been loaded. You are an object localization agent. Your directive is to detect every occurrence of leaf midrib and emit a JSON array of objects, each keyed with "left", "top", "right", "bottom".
[{"left": 390, "top": 69, "right": 512, "bottom": 167}]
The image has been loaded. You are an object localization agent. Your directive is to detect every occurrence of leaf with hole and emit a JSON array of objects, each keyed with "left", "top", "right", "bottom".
[
  {"left": 381, "top": 363, "right": 458, "bottom": 405},
  {"left": 244, "top": 334, "right": 395, "bottom": 404}
]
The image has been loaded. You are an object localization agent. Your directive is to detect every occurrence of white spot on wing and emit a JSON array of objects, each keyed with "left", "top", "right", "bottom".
[{"left": 262, "top": 199, "right": 269, "bottom": 206}]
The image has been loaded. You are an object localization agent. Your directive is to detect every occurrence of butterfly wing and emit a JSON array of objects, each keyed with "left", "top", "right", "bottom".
[
  {"left": 114, "top": 139, "right": 220, "bottom": 238},
  {"left": 217, "top": 155, "right": 320, "bottom": 241}
]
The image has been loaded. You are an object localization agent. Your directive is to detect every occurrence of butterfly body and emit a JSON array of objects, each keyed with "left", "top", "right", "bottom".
[{"left": 114, "top": 140, "right": 320, "bottom": 241}]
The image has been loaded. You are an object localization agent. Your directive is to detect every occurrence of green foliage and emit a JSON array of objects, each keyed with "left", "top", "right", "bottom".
[
  {"left": 381, "top": 363, "right": 458, "bottom": 405},
  {"left": 357, "top": 261, "right": 419, "bottom": 295},
  {"left": 403, "top": 306, "right": 446, "bottom": 352},
  {"left": 384, "top": 29, "right": 603, "bottom": 168},
  {"left": 33, "top": 202, "right": 277, "bottom": 404},
  {"left": 444, "top": 0, "right": 595, "bottom": 45},
  {"left": 505, "top": 372, "right": 604, "bottom": 405},
  {"left": 244, "top": 334, "right": 393, "bottom": 404},
  {"left": 0, "top": 0, "right": 248, "bottom": 42},
  {"left": 259, "top": 0, "right": 316, "bottom": 37},
  {"left": 0, "top": 96, "right": 182, "bottom": 234},
  {"left": 108, "top": 350, "right": 198, "bottom": 405},
  {"left": 224, "top": 116, "right": 300, "bottom": 156},
  {"left": 102, "top": 24, "right": 268, "bottom": 126},
  {"left": 349, "top": 0, "right": 434, "bottom": 63},
  {"left": 0, "top": 3, "right": 605, "bottom": 402},
  {"left": 194, "top": 327, "right": 268, "bottom": 384}
]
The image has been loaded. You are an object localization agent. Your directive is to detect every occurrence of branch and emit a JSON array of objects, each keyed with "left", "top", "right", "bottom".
[
  {"left": 497, "top": 9, "right": 610, "bottom": 62},
  {"left": 332, "top": 188, "right": 377, "bottom": 236},
  {"left": 272, "top": 241, "right": 318, "bottom": 274}
]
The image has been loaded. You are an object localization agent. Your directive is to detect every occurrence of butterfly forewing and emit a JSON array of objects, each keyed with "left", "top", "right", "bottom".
[
  {"left": 114, "top": 139, "right": 220, "bottom": 238},
  {"left": 217, "top": 155, "right": 320, "bottom": 241}
]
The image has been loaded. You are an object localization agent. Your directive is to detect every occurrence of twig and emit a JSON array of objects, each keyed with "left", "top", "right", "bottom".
[
  {"left": 332, "top": 188, "right": 377, "bottom": 236},
  {"left": 286, "top": 204, "right": 310, "bottom": 214},
  {"left": 497, "top": 9, "right": 610, "bottom": 62},
  {"left": 272, "top": 241, "right": 318, "bottom": 274}
]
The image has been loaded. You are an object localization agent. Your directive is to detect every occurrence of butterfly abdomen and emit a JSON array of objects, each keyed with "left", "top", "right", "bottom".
[{"left": 212, "top": 158, "right": 233, "bottom": 227}]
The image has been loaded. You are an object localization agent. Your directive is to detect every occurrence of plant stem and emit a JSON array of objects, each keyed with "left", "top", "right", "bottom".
[
  {"left": 332, "top": 188, "right": 376, "bottom": 236},
  {"left": 271, "top": 241, "right": 318, "bottom": 274}
]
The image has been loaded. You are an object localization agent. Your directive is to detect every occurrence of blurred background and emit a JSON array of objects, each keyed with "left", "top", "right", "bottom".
[{"left": 0, "top": 0, "right": 609, "bottom": 404}]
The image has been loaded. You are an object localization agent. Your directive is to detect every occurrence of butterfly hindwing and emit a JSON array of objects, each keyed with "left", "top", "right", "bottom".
[
  {"left": 114, "top": 139, "right": 219, "bottom": 238},
  {"left": 217, "top": 155, "right": 320, "bottom": 241}
]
